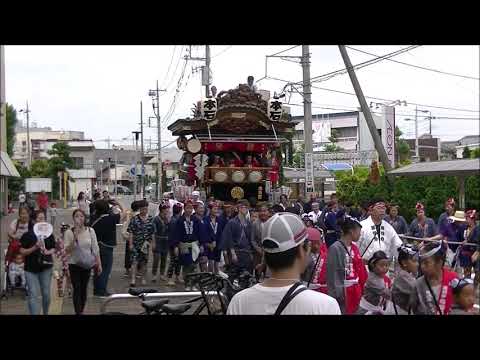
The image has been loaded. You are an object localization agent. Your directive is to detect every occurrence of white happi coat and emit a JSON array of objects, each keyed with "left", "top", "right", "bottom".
[{"left": 358, "top": 216, "right": 402, "bottom": 261}]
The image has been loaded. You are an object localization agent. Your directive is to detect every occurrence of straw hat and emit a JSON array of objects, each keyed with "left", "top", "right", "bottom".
[{"left": 449, "top": 211, "right": 466, "bottom": 222}]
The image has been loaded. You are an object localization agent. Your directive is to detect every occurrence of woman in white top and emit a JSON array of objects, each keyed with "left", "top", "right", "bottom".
[{"left": 64, "top": 209, "right": 101, "bottom": 315}]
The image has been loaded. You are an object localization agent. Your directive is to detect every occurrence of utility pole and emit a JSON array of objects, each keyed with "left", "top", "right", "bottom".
[
  {"left": 302, "top": 45, "right": 314, "bottom": 197},
  {"left": 185, "top": 45, "right": 211, "bottom": 97},
  {"left": 149, "top": 80, "right": 166, "bottom": 201},
  {"left": 140, "top": 101, "right": 145, "bottom": 199},
  {"left": 113, "top": 144, "right": 118, "bottom": 197},
  {"left": 132, "top": 131, "right": 141, "bottom": 201},
  {"left": 25, "top": 101, "right": 31, "bottom": 168},
  {"left": 415, "top": 106, "right": 419, "bottom": 159},
  {"left": 205, "top": 45, "right": 211, "bottom": 97},
  {"left": 338, "top": 45, "right": 392, "bottom": 173}
]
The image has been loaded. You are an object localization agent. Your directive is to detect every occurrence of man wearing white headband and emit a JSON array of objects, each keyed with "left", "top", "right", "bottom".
[{"left": 357, "top": 198, "right": 402, "bottom": 263}]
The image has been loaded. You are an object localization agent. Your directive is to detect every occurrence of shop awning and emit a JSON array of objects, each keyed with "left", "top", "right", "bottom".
[
  {"left": 0, "top": 151, "right": 20, "bottom": 177},
  {"left": 321, "top": 162, "right": 354, "bottom": 172}
]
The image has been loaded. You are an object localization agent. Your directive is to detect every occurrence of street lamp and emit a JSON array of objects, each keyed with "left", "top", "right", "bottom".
[
  {"left": 112, "top": 145, "right": 118, "bottom": 197},
  {"left": 404, "top": 118, "right": 418, "bottom": 159},
  {"left": 98, "top": 159, "right": 104, "bottom": 190}
]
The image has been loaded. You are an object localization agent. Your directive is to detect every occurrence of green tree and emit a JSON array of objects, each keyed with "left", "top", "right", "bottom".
[
  {"left": 30, "top": 159, "right": 50, "bottom": 177},
  {"left": 292, "top": 143, "right": 304, "bottom": 168},
  {"left": 46, "top": 142, "right": 76, "bottom": 199},
  {"left": 325, "top": 129, "right": 344, "bottom": 152},
  {"left": 335, "top": 166, "right": 479, "bottom": 222},
  {"left": 395, "top": 126, "right": 410, "bottom": 164},
  {"left": 471, "top": 148, "right": 480, "bottom": 158},
  {"left": 462, "top": 146, "right": 471, "bottom": 159},
  {"left": 6, "top": 103, "right": 18, "bottom": 156}
]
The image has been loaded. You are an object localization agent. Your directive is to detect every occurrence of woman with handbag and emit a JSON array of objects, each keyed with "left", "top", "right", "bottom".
[
  {"left": 64, "top": 209, "right": 102, "bottom": 315},
  {"left": 19, "top": 210, "right": 56, "bottom": 315}
]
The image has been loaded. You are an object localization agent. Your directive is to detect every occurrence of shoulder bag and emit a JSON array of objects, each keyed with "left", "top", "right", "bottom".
[
  {"left": 72, "top": 227, "right": 97, "bottom": 270},
  {"left": 274, "top": 282, "right": 308, "bottom": 315}
]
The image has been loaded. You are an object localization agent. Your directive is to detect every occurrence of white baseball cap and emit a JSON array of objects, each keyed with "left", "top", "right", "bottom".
[
  {"left": 192, "top": 191, "right": 200, "bottom": 196},
  {"left": 261, "top": 212, "right": 308, "bottom": 254}
]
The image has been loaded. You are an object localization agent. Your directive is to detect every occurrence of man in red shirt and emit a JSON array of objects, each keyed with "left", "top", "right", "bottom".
[{"left": 36, "top": 190, "right": 49, "bottom": 217}]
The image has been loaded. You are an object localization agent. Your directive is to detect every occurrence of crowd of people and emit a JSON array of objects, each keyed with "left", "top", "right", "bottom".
[{"left": 5, "top": 188, "right": 479, "bottom": 315}]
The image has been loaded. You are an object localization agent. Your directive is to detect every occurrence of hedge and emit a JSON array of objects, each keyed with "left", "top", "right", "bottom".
[{"left": 335, "top": 166, "right": 480, "bottom": 223}]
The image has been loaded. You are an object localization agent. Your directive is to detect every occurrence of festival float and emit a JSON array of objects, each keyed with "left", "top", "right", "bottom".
[{"left": 168, "top": 77, "right": 296, "bottom": 203}]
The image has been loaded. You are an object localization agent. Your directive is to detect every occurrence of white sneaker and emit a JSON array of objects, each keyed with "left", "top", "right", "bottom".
[
  {"left": 191, "top": 286, "right": 198, "bottom": 291},
  {"left": 185, "top": 286, "right": 191, "bottom": 291},
  {"left": 167, "top": 279, "right": 176, "bottom": 286}
]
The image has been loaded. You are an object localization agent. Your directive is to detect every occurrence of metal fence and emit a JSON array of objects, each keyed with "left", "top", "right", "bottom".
[{"left": 313, "top": 150, "right": 378, "bottom": 167}]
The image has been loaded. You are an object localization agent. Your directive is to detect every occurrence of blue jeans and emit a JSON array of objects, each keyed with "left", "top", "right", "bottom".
[
  {"left": 94, "top": 244, "right": 113, "bottom": 295},
  {"left": 25, "top": 267, "right": 53, "bottom": 315}
]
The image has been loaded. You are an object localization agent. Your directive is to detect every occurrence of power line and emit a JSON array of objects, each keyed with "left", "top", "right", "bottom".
[
  {"left": 159, "top": 46, "right": 177, "bottom": 89},
  {"left": 286, "top": 102, "right": 480, "bottom": 120},
  {"left": 268, "top": 45, "right": 300, "bottom": 57},
  {"left": 309, "top": 46, "right": 421, "bottom": 84},
  {"left": 164, "top": 47, "right": 185, "bottom": 91},
  {"left": 264, "top": 75, "right": 479, "bottom": 113},
  {"left": 211, "top": 46, "right": 233, "bottom": 58},
  {"left": 345, "top": 46, "right": 480, "bottom": 81}
]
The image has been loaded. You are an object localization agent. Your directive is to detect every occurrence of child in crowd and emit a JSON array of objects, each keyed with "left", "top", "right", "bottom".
[
  {"left": 357, "top": 251, "right": 392, "bottom": 315},
  {"left": 387, "top": 244, "right": 418, "bottom": 315},
  {"left": 9, "top": 254, "right": 26, "bottom": 288},
  {"left": 449, "top": 277, "right": 477, "bottom": 315},
  {"left": 302, "top": 227, "right": 328, "bottom": 294}
]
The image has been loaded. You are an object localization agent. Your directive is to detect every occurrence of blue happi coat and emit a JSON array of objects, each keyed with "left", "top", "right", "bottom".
[
  {"left": 201, "top": 215, "right": 226, "bottom": 261},
  {"left": 172, "top": 215, "right": 201, "bottom": 266}
]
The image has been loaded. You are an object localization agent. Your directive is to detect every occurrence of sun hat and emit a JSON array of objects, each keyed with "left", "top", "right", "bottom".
[
  {"left": 261, "top": 212, "right": 308, "bottom": 254},
  {"left": 306, "top": 227, "right": 322, "bottom": 243},
  {"left": 449, "top": 210, "right": 466, "bottom": 222}
]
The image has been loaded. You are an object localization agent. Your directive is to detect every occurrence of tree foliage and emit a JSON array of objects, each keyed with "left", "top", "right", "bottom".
[
  {"left": 335, "top": 165, "right": 480, "bottom": 223},
  {"left": 472, "top": 148, "right": 480, "bottom": 158},
  {"left": 462, "top": 146, "right": 471, "bottom": 159},
  {"left": 395, "top": 126, "right": 410, "bottom": 164},
  {"left": 6, "top": 103, "right": 17, "bottom": 156},
  {"left": 292, "top": 143, "right": 304, "bottom": 168}
]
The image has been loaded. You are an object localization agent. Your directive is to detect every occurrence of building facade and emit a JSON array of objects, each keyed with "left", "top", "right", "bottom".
[{"left": 13, "top": 125, "right": 85, "bottom": 166}]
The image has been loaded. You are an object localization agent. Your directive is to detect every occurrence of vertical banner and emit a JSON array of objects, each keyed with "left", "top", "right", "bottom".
[
  {"left": 382, "top": 105, "right": 395, "bottom": 168},
  {"left": 305, "top": 152, "right": 314, "bottom": 195}
]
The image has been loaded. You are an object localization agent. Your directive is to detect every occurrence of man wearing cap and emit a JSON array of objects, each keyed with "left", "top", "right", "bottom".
[
  {"left": 220, "top": 200, "right": 254, "bottom": 274},
  {"left": 357, "top": 198, "right": 403, "bottom": 263},
  {"left": 191, "top": 190, "right": 204, "bottom": 207},
  {"left": 425, "top": 210, "right": 468, "bottom": 267},
  {"left": 408, "top": 203, "right": 437, "bottom": 239},
  {"left": 227, "top": 212, "right": 341, "bottom": 315}
]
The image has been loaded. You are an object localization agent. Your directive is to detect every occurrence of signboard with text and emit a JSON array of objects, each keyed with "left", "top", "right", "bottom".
[{"left": 382, "top": 106, "right": 395, "bottom": 168}]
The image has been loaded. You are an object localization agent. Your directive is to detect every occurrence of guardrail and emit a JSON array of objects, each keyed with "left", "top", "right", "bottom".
[{"left": 100, "top": 291, "right": 228, "bottom": 315}]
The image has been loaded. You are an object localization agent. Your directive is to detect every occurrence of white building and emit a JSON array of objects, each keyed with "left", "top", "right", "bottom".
[
  {"left": 13, "top": 125, "right": 85, "bottom": 166},
  {"left": 455, "top": 135, "right": 480, "bottom": 158},
  {"left": 292, "top": 109, "right": 394, "bottom": 166}
]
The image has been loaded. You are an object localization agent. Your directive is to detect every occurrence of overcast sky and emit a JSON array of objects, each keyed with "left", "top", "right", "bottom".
[{"left": 5, "top": 45, "right": 479, "bottom": 150}]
